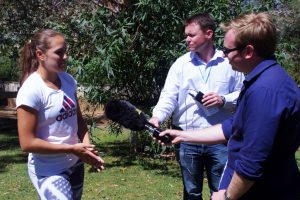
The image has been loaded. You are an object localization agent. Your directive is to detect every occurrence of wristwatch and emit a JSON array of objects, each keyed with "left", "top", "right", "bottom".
[
  {"left": 224, "top": 190, "right": 232, "bottom": 200},
  {"left": 221, "top": 96, "right": 226, "bottom": 107}
]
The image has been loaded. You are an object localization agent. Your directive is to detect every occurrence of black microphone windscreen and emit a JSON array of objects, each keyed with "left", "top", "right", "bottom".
[
  {"left": 105, "top": 99, "right": 172, "bottom": 144},
  {"left": 104, "top": 99, "right": 147, "bottom": 131}
]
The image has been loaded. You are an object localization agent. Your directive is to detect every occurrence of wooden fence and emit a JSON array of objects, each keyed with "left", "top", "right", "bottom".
[{"left": 0, "top": 81, "right": 20, "bottom": 107}]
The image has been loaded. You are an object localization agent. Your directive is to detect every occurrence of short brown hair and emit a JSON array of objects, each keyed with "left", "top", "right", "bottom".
[
  {"left": 184, "top": 13, "right": 216, "bottom": 37},
  {"left": 220, "top": 12, "right": 277, "bottom": 58}
]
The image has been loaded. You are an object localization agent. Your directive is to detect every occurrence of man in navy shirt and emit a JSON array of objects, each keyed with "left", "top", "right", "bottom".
[{"left": 159, "top": 12, "right": 300, "bottom": 200}]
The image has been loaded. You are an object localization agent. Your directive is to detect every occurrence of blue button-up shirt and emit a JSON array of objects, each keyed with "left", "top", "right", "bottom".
[{"left": 222, "top": 59, "right": 300, "bottom": 199}]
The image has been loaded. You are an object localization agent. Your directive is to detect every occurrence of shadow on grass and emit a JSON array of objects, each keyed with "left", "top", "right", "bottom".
[
  {"left": 0, "top": 128, "right": 182, "bottom": 178},
  {"left": 0, "top": 128, "right": 20, "bottom": 149},
  {"left": 137, "top": 157, "right": 182, "bottom": 178},
  {"left": 0, "top": 128, "right": 28, "bottom": 173},
  {"left": 94, "top": 140, "right": 182, "bottom": 179},
  {"left": 0, "top": 118, "right": 17, "bottom": 131},
  {"left": 0, "top": 153, "right": 27, "bottom": 173},
  {"left": 0, "top": 128, "right": 20, "bottom": 148},
  {"left": 95, "top": 141, "right": 140, "bottom": 169}
]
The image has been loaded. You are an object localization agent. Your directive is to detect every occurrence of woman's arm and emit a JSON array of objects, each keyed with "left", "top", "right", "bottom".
[
  {"left": 17, "top": 105, "right": 104, "bottom": 170},
  {"left": 75, "top": 98, "right": 105, "bottom": 170},
  {"left": 17, "top": 105, "right": 77, "bottom": 153},
  {"left": 76, "top": 99, "right": 89, "bottom": 144}
]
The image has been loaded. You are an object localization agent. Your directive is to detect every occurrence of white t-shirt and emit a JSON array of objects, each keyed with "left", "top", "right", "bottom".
[{"left": 16, "top": 72, "right": 80, "bottom": 176}]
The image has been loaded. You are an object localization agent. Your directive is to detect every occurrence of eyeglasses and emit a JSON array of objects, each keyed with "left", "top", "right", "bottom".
[{"left": 222, "top": 45, "right": 246, "bottom": 56}]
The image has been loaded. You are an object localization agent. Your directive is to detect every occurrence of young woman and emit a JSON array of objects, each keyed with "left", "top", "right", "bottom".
[{"left": 16, "top": 29, "right": 104, "bottom": 200}]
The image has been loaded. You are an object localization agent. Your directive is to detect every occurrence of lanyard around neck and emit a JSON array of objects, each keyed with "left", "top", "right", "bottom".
[{"left": 198, "top": 65, "right": 212, "bottom": 84}]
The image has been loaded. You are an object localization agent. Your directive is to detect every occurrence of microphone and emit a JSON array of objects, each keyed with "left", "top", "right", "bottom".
[{"left": 104, "top": 99, "right": 171, "bottom": 144}]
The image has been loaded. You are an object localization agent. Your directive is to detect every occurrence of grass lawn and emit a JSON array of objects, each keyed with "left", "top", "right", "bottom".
[
  {"left": 0, "top": 128, "right": 210, "bottom": 200},
  {"left": 0, "top": 127, "right": 299, "bottom": 200}
]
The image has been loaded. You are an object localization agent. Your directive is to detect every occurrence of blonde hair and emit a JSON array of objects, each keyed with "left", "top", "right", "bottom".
[{"left": 220, "top": 12, "right": 277, "bottom": 58}]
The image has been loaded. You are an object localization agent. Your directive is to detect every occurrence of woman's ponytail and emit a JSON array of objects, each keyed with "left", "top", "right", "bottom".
[{"left": 19, "top": 40, "right": 39, "bottom": 85}]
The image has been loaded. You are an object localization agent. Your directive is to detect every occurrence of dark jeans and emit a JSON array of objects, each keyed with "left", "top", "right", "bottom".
[{"left": 175, "top": 143, "right": 227, "bottom": 200}]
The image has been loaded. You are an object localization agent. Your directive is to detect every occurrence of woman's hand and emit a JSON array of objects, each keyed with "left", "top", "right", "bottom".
[{"left": 72, "top": 143, "right": 105, "bottom": 171}]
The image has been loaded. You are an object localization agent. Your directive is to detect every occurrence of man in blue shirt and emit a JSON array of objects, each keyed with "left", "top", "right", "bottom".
[{"left": 158, "top": 12, "right": 300, "bottom": 200}]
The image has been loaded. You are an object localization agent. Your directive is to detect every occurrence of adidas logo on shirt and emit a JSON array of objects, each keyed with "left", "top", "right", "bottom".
[{"left": 56, "top": 94, "right": 77, "bottom": 121}]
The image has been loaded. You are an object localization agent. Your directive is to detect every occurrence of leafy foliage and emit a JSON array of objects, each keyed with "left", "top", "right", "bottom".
[
  {"left": 2, "top": 0, "right": 298, "bottom": 102},
  {"left": 0, "top": 56, "right": 18, "bottom": 81},
  {"left": 1, "top": 0, "right": 299, "bottom": 152},
  {"left": 0, "top": 0, "right": 96, "bottom": 80},
  {"left": 273, "top": 1, "right": 300, "bottom": 83},
  {"left": 69, "top": 0, "right": 242, "bottom": 107}
]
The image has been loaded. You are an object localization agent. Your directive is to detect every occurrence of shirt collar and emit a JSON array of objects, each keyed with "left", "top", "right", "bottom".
[
  {"left": 190, "top": 48, "right": 224, "bottom": 66},
  {"left": 243, "top": 58, "right": 277, "bottom": 87}
]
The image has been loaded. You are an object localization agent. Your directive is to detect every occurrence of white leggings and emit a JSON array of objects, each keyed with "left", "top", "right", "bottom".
[{"left": 29, "top": 161, "right": 84, "bottom": 200}]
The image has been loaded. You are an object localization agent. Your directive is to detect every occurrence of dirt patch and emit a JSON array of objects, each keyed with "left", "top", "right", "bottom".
[
  {"left": 78, "top": 97, "right": 108, "bottom": 128},
  {"left": 0, "top": 98, "right": 109, "bottom": 129}
]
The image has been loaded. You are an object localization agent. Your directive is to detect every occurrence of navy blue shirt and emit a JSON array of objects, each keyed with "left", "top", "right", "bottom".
[{"left": 221, "top": 59, "right": 300, "bottom": 199}]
